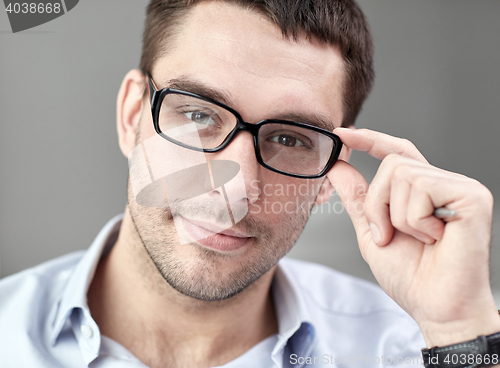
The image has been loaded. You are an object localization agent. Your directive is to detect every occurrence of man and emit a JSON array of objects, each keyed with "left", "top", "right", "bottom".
[{"left": 1, "top": 0, "right": 499, "bottom": 367}]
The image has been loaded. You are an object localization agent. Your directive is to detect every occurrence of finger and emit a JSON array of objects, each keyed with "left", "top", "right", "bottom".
[
  {"left": 334, "top": 128, "right": 428, "bottom": 163},
  {"left": 364, "top": 155, "right": 429, "bottom": 246},
  {"left": 405, "top": 175, "right": 485, "bottom": 242},
  {"left": 404, "top": 173, "right": 486, "bottom": 241},
  {"left": 366, "top": 156, "right": 467, "bottom": 245},
  {"left": 407, "top": 180, "right": 446, "bottom": 241},
  {"left": 326, "top": 160, "right": 371, "bottom": 252},
  {"left": 390, "top": 175, "right": 435, "bottom": 245}
]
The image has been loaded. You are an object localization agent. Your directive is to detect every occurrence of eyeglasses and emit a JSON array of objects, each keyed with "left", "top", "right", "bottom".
[{"left": 147, "top": 76, "right": 343, "bottom": 179}]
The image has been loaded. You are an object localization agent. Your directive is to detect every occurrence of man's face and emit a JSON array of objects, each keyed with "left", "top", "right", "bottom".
[{"left": 127, "top": 1, "right": 345, "bottom": 301}]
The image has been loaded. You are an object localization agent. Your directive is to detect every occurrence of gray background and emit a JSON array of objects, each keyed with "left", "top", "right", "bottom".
[{"left": 1, "top": 1, "right": 499, "bottom": 300}]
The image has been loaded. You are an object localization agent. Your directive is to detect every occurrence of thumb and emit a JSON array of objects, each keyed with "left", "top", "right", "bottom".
[{"left": 326, "top": 160, "right": 371, "bottom": 243}]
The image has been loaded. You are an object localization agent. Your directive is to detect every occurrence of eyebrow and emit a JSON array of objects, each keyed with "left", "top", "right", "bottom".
[
  {"left": 158, "top": 76, "right": 233, "bottom": 107},
  {"left": 157, "top": 76, "right": 337, "bottom": 132},
  {"left": 270, "top": 112, "right": 337, "bottom": 132}
]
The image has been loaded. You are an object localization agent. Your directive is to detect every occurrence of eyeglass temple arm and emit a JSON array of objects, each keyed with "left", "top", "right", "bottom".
[{"left": 146, "top": 75, "right": 159, "bottom": 105}]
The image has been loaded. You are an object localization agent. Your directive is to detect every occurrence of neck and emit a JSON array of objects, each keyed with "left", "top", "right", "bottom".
[{"left": 88, "top": 208, "right": 278, "bottom": 368}]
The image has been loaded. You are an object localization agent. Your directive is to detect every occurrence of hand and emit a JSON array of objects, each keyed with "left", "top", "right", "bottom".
[{"left": 327, "top": 128, "right": 500, "bottom": 347}]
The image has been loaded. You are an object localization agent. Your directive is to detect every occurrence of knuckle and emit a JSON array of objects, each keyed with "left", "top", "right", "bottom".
[
  {"left": 391, "top": 213, "right": 407, "bottom": 230},
  {"left": 407, "top": 214, "right": 419, "bottom": 229},
  {"left": 385, "top": 153, "right": 401, "bottom": 164},
  {"left": 392, "top": 163, "right": 408, "bottom": 179},
  {"left": 399, "top": 138, "right": 417, "bottom": 156},
  {"left": 380, "top": 153, "right": 402, "bottom": 171},
  {"left": 411, "top": 175, "right": 432, "bottom": 191},
  {"left": 471, "top": 180, "right": 494, "bottom": 206}
]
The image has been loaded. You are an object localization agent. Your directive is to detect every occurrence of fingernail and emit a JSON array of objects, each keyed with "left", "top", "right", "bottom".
[{"left": 369, "top": 222, "right": 381, "bottom": 245}]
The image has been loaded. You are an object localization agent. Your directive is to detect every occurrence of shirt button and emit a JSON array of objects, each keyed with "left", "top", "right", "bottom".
[{"left": 81, "top": 324, "right": 93, "bottom": 339}]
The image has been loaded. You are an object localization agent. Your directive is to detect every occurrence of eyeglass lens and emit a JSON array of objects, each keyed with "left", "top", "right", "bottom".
[{"left": 158, "top": 93, "right": 336, "bottom": 176}]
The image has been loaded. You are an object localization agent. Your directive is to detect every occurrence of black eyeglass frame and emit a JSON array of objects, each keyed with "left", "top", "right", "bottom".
[{"left": 147, "top": 77, "right": 343, "bottom": 179}]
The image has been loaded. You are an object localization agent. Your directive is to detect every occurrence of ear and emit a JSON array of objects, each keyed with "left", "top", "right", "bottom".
[
  {"left": 314, "top": 125, "right": 354, "bottom": 206},
  {"left": 117, "top": 69, "right": 147, "bottom": 158}
]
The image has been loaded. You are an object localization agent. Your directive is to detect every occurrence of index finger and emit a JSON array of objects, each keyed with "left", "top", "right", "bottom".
[{"left": 334, "top": 128, "right": 428, "bottom": 163}]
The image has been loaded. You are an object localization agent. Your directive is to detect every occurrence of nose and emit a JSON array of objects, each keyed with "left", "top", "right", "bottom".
[{"left": 207, "top": 130, "right": 261, "bottom": 206}]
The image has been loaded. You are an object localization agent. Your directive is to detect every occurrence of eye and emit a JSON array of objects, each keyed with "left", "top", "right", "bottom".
[
  {"left": 269, "top": 134, "right": 305, "bottom": 147},
  {"left": 184, "top": 111, "right": 218, "bottom": 126}
]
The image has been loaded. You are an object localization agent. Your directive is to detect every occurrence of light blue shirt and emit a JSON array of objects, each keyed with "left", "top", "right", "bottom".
[{"left": 0, "top": 215, "right": 425, "bottom": 367}]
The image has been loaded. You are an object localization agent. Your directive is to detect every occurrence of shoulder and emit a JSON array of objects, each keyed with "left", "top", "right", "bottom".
[
  {"left": 278, "top": 258, "right": 425, "bottom": 357},
  {"left": 0, "top": 251, "right": 84, "bottom": 352},
  {"left": 0, "top": 251, "right": 84, "bottom": 307},
  {"left": 279, "top": 257, "right": 400, "bottom": 311}
]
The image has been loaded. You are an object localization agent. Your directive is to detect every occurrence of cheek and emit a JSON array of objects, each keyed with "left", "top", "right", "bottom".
[{"left": 136, "top": 108, "right": 158, "bottom": 144}]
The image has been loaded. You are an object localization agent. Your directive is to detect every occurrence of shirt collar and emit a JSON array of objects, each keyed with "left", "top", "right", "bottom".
[
  {"left": 271, "top": 260, "right": 316, "bottom": 367},
  {"left": 49, "top": 214, "right": 123, "bottom": 350},
  {"left": 48, "top": 214, "right": 315, "bottom": 366}
]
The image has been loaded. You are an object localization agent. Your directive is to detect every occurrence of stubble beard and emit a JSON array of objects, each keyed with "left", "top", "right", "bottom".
[{"left": 127, "top": 180, "right": 314, "bottom": 301}]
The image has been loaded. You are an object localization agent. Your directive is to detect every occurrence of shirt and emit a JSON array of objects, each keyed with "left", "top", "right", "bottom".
[{"left": 0, "top": 215, "right": 425, "bottom": 367}]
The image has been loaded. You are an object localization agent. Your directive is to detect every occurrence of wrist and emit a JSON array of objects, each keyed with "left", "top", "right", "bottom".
[{"left": 419, "top": 310, "right": 500, "bottom": 348}]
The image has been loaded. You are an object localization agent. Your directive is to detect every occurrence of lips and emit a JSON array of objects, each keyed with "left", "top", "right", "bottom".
[{"left": 177, "top": 215, "right": 252, "bottom": 252}]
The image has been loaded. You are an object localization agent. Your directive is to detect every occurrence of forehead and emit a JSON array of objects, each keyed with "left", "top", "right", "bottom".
[{"left": 152, "top": 1, "right": 345, "bottom": 126}]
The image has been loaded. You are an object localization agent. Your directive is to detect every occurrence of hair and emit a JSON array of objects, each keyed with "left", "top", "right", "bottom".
[{"left": 140, "top": 0, "right": 374, "bottom": 127}]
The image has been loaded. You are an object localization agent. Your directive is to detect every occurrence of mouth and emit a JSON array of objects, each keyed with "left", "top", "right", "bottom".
[{"left": 176, "top": 215, "right": 252, "bottom": 252}]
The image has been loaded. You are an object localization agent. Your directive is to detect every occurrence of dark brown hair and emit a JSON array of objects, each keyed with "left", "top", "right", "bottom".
[{"left": 140, "top": 0, "right": 374, "bottom": 127}]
